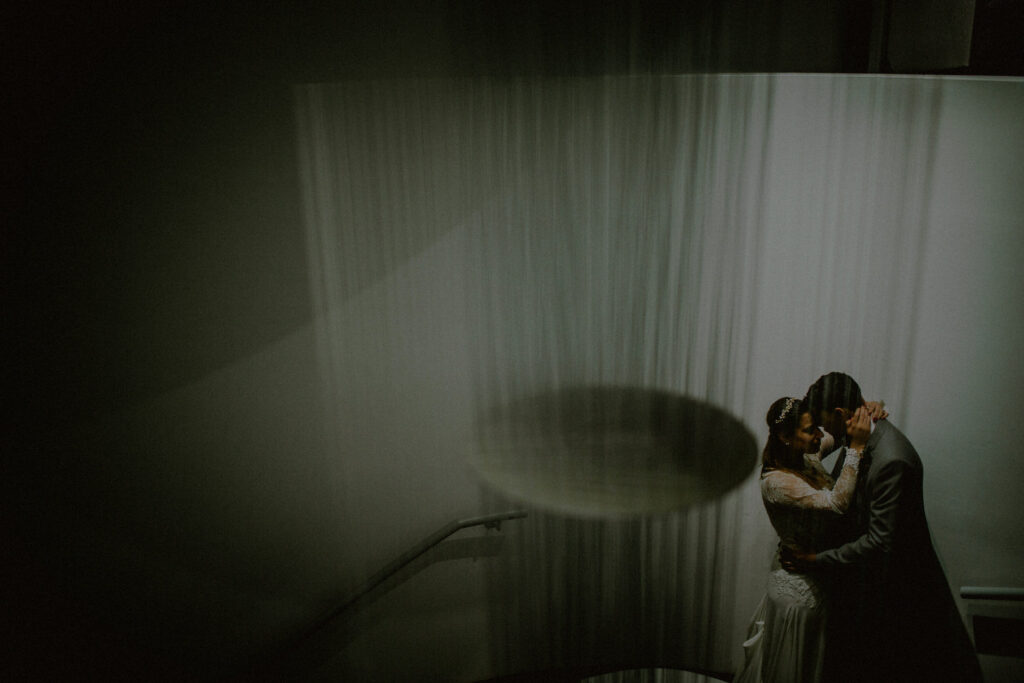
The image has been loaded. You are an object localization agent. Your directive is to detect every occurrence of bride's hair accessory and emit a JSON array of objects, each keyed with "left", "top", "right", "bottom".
[{"left": 773, "top": 397, "right": 800, "bottom": 426}]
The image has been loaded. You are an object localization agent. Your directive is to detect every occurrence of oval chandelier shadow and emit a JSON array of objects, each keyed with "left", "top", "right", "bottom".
[{"left": 470, "top": 385, "right": 758, "bottom": 518}]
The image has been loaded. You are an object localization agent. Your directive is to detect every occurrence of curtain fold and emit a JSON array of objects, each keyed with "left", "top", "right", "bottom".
[{"left": 295, "top": 73, "right": 943, "bottom": 679}]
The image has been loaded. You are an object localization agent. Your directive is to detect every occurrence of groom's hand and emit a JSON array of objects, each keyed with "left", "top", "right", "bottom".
[{"left": 780, "top": 545, "right": 816, "bottom": 572}]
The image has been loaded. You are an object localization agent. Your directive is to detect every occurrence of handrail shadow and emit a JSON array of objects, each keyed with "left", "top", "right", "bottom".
[{"left": 244, "top": 510, "right": 527, "bottom": 679}]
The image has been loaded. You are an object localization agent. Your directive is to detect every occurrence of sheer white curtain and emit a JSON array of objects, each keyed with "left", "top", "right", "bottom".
[{"left": 295, "top": 74, "right": 943, "bottom": 678}]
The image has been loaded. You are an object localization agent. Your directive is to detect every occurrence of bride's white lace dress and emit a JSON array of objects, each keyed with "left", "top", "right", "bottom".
[{"left": 734, "top": 436, "right": 862, "bottom": 683}]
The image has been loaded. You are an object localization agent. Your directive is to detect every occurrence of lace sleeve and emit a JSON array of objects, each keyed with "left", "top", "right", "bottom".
[
  {"left": 762, "top": 449, "right": 862, "bottom": 514},
  {"left": 804, "top": 455, "right": 835, "bottom": 487}
]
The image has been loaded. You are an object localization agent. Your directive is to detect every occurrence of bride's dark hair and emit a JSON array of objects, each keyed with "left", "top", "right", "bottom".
[{"left": 762, "top": 396, "right": 805, "bottom": 474}]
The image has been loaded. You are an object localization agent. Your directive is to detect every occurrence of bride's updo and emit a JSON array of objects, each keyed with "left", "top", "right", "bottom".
[{"left": 762, "top": 396, "right": 805, "bottom": 474}]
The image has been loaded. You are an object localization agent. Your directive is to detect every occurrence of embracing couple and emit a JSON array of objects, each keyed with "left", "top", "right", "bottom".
[{"left": 734, "top": 372, "right": 982, "bottom": 683}]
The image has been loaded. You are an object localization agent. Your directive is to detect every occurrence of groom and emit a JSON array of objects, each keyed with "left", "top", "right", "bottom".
[{"left": 784, "top": 372, "right": 981, "bottom": 683}]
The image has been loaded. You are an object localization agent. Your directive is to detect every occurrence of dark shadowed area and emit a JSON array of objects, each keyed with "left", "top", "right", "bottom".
[{"left": 473, "top": 387, "right": 757, "bottom": 516}]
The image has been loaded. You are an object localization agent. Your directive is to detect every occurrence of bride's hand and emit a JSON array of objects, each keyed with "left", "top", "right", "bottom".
[
  {"left": 846, "top": 406, "right": 871, "bottom": 450},
  {"left": 865, "top": 400, "right": 889, "bottom": 422}
]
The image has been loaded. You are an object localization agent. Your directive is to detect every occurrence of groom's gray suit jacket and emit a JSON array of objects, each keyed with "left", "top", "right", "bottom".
[
  {"left": 816, "top": 419, "right": 980, "bottom": 683},
  {"left": 820, "top": 419, "right": 924, "bottom": 571}
]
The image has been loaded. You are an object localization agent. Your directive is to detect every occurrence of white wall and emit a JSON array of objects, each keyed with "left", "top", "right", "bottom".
[
  {"left": 907, "top": 79, "right": 1024, "bottom": 681},
  {"left": 907, "top": 79, "right": 1024, "bottom": 589}
]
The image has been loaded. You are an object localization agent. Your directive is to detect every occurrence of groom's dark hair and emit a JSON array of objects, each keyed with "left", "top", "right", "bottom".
[{"left": 804, "top": 372, "right": 864, "bottom": 415}]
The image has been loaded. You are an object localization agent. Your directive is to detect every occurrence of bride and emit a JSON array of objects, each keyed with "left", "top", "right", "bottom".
[{"left": 733, "top": 396, "right": 883, "bottom": 683}]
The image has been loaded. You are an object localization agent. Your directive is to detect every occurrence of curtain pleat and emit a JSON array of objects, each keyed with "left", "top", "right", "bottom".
[{"left": 295, "top": 73, "right": 942, "bottom": 679}]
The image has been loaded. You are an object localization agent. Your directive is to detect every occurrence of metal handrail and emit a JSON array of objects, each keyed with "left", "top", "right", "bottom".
[
  {"left": 332, "top": 510, "right": 528, "bottom": 619},
  {"left": 254, "top": 510, "right": 528, "bottom": 678},
  {"left": 960, "top": 586, "right": 1024, "bottom": 601}
]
